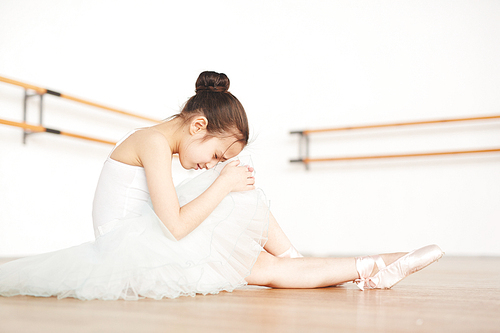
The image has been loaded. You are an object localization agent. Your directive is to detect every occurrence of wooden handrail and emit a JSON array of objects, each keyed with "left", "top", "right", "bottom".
[
  {"left": 294, "top": 115, "right": 500, "bottom": 135},
  {"left": 0, "top": 118, "right": 115, "bottom": 145},
  {"left": 291, "top": 114, "right": 500, "bottom": 167},
  {"left": 0, "top": 75, "right": 161, "bottom": 123},
  {"left": 295, "top": 148, "right": 500, "bottom": 163},
  {"left": 0, "top": 76, "right": 47, "bottom": 95}
]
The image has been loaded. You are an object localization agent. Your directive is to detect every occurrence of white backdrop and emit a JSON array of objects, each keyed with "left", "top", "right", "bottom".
[{"left": 0, "top": 0, "right": 499, "bottom": 257}]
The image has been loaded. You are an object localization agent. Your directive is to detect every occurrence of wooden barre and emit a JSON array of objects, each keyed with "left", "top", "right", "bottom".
[
  {"left": 291, "top": 115, "right": 500, "bottom": 135},
  {"left": 0, "top": 75, "right": 161, "bottom": 123},
  {"left": 290, "top": 148, "right": 500, "bottom": 163},
  {"left": 0, "top": 118, "right": 115, "bottom": 145}
]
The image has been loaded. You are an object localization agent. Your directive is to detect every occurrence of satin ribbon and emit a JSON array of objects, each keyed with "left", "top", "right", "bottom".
[
  {"left": 354, "top": 254, "right": 385, "bottom": 291},
  {"left": 355, "top": 278, "right": 366, "bottom": 291}
]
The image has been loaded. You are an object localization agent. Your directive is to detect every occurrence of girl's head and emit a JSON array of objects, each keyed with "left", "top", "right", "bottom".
[
  {"left": 177, "top": 71, "right": 249, "bottom": 145},
  {"left": 175, "top": 71, "right": 250, "bottom": 170}
]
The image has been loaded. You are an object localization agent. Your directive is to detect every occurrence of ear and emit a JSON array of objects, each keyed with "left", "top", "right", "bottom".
[{"left": 189, "top": 116, "right": 208, "bottom": 135}]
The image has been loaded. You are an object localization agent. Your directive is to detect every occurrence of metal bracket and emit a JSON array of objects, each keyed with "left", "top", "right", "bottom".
[
  {"left": 23, "top": 89, "right": 44, "bottom": 144},
  {"left": 290, "top": 131, "right": 310, "bottom": 170}
]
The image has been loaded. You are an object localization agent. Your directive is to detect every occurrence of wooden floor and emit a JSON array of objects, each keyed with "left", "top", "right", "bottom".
[{"left": 0, "top": 256, "right": 499, "bottom": 333}]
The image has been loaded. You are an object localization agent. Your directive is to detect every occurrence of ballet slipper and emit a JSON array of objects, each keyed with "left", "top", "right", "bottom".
[
  {"left": 354, "top": 244, "right": 444, "bottom": 291},
  {"left": 277, "top": 246, "right": 303, "bottom": 258}
]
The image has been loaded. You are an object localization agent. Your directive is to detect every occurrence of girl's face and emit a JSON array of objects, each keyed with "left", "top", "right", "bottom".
[{"left": 179, "top": 135, "right": 244, "bottom": 170}]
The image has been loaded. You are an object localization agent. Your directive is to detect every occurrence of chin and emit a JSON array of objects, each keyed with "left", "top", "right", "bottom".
[{"left": 178, "top": 159, "right": 188, "bottom": 170}]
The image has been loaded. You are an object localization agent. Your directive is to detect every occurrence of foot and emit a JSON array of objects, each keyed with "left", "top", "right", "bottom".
[
  {"left": 369, "top": 252, "right": 407, "bottom": 276},
  {"left": 276, "top": 245, "right": 303, "bottom": 259},
  {"left": 354, "top": 245, "right": 444, "bottom": 290}
]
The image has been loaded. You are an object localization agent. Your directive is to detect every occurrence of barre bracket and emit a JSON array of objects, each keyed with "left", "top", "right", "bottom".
[
  {"left": 22, "top": 89, "right": 44, "bottom": 144},
  {"left": 290, "top": 131, "right": 310, "bottom": 170}
]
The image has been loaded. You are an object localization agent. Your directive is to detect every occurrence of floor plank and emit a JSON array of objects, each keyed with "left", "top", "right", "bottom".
[{"left": 0, "top": 256, "right": 499, "bottom": 332}]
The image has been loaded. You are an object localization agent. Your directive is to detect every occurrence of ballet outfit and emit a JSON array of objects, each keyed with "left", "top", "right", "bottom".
[{"left": 0, "top": 130, "right": 270, "bottom": 300}]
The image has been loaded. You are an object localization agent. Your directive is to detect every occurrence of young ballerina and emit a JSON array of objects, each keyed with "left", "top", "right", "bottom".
[{"left": 0, "top": 71, "right": 443, "bottom": 300}]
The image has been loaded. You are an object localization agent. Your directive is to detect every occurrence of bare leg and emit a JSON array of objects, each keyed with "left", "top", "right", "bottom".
[
  {"left": 255, "top": 213, "right": 407, "bottom": 288},
  {"left": 263, "top": 212, "right": 293, "bottom": 256},
  {"left": 246, "top": 251, "right": 357, "bottom": 288},
  {"left": 246, "top": 251, "right": 406, "bottom": 288}
]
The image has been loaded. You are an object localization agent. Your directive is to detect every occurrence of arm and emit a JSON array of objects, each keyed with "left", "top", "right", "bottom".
[{"left": 137, "top": 131, "right": 253, "bottom": 240}]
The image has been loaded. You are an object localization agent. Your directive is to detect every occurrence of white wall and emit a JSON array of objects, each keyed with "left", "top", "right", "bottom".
[{"left": 0, "top": 0, "right": 499, "bottom": 257}]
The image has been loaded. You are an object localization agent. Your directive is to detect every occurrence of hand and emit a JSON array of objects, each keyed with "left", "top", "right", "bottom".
[{"left": 219, "top": 160, "right": 255, "bottom": 192}]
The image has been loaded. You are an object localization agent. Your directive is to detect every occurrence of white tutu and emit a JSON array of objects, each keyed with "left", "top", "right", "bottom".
[{"left": 0, "top": 163, "right": 269, "bottom": 300}]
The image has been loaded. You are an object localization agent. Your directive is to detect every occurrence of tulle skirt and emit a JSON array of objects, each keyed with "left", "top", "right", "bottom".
[{"left": 0, "top": 165, "right": 270, "bottom": 300}]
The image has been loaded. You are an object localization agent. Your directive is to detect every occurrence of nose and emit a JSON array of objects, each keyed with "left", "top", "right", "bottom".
[{"left": 206, "top": 159, "right": 218, "bottom": 169}]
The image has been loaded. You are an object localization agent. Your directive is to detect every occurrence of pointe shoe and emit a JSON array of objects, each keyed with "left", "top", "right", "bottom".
[
  {"left": 277, "top": 245, "right": 303, "bottom": 258},
  {"left": 354, "top": 244, "right": 444, "bottom": 291}
]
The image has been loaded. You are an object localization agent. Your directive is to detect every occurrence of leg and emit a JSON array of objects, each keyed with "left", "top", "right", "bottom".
[
  {"left": 263, "top": 212, "right": 293, "bottom": 256},
  {"left": 246, "top": 251, "right": 407, "bottom": 288},
  {"left": 246, "top": 251, "right": 357, "bottom": 288}
]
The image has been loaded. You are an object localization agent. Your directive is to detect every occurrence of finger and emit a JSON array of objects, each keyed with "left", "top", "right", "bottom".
[{"left": 225, "top": 160, "right": 240, "bottom": 168}]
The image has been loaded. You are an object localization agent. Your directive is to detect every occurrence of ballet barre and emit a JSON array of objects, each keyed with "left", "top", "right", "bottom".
[
  {"left": 0, "top": 76, "right": 160, "bottom": 122},
  {"left": 0, "top": 75, "right": 161, "bottom": 145},
  {"left": 290, "top": 115, "right": 500, "bottom": 169},
  {"left": 0, "top": 118, "right": 115, "bottom": 145}
]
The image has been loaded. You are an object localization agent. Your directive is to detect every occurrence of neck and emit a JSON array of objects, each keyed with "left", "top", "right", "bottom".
[{"left": 151, "top": 117, "right": 186, "bottom": 155}]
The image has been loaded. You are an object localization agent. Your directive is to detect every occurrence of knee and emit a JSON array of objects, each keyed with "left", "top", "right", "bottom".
[
  {"left": 260, "top": 250, "right": 279, "bottom": 266},
  {"left": 246, "top": 251, "right": 279, "bottom": 286}
]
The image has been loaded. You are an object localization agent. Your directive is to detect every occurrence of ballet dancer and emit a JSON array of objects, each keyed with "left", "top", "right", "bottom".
[{"left": 0, "top": 71, "right": 443, "bottom": 300}]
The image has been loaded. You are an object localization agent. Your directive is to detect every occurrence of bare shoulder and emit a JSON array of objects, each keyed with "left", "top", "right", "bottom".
[
  {"left": 110, "top": 128, "right": 172, "bottom": 167},
  {"left": 134, "top": 128, "right": 173, "bottom": 164},
  {"left": 134, "top": 128, "right": 171, "bottom": 152}
]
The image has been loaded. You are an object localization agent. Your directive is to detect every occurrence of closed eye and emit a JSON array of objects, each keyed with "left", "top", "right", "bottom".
[{"left": 215, "top": 153, "right": 228, "bottom": 164}]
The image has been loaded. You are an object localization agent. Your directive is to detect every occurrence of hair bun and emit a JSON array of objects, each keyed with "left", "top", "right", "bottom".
[{"left": 195, "top": 71, "right": 230, "bottom": 93}]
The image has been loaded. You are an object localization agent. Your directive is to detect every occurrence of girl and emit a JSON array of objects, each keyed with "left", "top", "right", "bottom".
[{"left": 0, "top": 71, "right": 443, "bottom": 300}]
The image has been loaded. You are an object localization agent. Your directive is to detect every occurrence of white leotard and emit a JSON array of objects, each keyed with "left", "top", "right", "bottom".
[
  {"left": 0, "top": 129, "right": 269, "bottom": 300},
  {"left": 92, "top": 130, "right": 149, "bottom": 238}
]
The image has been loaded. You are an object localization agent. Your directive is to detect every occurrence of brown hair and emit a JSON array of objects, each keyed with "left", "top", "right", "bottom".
[{"left": 176, "top": 71, "right": 249, "bottom": 145}]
